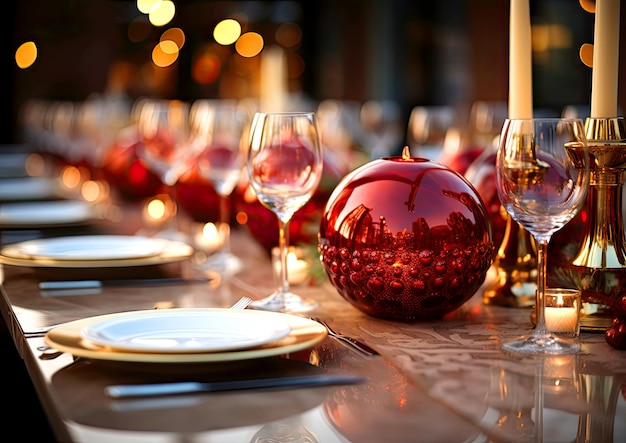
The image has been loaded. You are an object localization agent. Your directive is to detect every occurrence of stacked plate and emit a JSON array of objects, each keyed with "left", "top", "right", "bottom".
[
  {"left": 0, "top": 176, "right": 64, "bottom": 202},
  {"left": 44, "top": 308, "right": 328, "bottom": 364},
  {"left": 0, "top": 235, "right": 194, "bottom": 267},
  {"left": 0, "top": 200, "right": 98, "bottom": 228}
]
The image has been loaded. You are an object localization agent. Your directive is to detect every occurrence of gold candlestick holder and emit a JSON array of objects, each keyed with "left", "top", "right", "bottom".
[
  {"left": 548, "top": 117, "right": 626, "bottom": 329},
  {"left": 483, "top": 131, "right": 539, "bottom": 308},
  {"left": 483, "top": 207, "right": 537, "bottom": 307}
]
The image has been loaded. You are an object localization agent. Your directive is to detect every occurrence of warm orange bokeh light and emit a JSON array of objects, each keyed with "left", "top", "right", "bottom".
[
  {"left": 152, "top": 41, "right": 179, "bottom": 67},
  {"left": 15, "top": 41, "right": 37, "bottom": 69},
  {"left": 235, "top": 32, "right": 264, "bottom": 58},
  {"left": 191, "top": 53, "right": 221, "bottom": 84},
  {"left": 161, "top": 27, "right": 185, "bottom": 49}
]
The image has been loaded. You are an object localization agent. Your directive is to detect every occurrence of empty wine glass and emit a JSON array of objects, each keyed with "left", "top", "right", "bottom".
[
  {"left": 246, "top": 112, "right": 323, "bottom": 312},
  {"left": 496, "top": 118, "right": 589, "bottom": 354},
  {"left": 135, "top": 98, "right": 190, "bottom": 241},
  {"left": 406, "top": 105, "right": 455, "bottom": 161},
  {"left": 189, "top": 99, "right": 251, "bottom": 275}
]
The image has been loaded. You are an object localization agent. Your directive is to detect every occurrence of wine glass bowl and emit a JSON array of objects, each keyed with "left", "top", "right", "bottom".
[
  {"left": 136, "top": 99, "right": 190, "bottom": 186},
  {"left": 496, "top": 118, "right": 589, "bottom": 354},
  {"left": 135, "top": 98, "right": 190, "bottom": 240},
  {"left": 247, "top": 112, "right": 323, "bottom": 312},
  {"left": 189, "top": 99, "right": 250, "bottom": 274}
]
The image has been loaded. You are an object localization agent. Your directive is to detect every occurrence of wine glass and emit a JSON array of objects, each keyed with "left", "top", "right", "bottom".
[
  {"left": 246, "top": 112, "right": 323, "bottom": 312},
  {"left": 495, "top": 118, "right": 589, "bottom": 354},
  {"left": 406, "top": 105, "right": 455, "bottom": 161},
  {"left": 358, "top": 99, "right": 403, "bottom": 159},
  {"left": 135, "top": 98, "right": 190, "bottom": 241},
  {"left": 189, "top": 99, "right": 251, "bottom": 274}
]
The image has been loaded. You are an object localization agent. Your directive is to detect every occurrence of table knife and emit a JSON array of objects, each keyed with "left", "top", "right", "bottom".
[
  {"left": 39, "top": 277, "right": 210, "bottom": 290},
  {"left": 105, "top": 375, "right": 366, "bottom": 398}
]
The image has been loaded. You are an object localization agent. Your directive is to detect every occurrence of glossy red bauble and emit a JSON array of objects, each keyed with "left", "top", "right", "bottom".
[
  {"left": 101, "top": 131, "right": 162, "bottom": 201},
  {"left": 605, "top": 317, "right": 626, "bottom": 350},
  {"left": 174, "top": 163, "right": 222, "bottom": 223},
  {"left": 319, "top": 153, "right": 495, "bottom": 320}
]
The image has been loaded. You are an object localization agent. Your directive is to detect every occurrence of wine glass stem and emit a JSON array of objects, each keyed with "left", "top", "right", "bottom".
[
  {"left": 164, "top": 184, "right": 180, "bottom": 233},
  {"left": 218, "top": 193, "right": 232, "bottom": 254},
  {"left": 277, "top": 218, "right": 291, "bottom": 295},
  {"left": 534, "top": 237, "right": 549, "bottom": 335}
]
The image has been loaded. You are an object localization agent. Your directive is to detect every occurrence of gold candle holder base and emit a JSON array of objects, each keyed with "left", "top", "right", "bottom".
[
  {"left": 483, "top": 206, "right": 537, "bottom": 308},
  {"left": 548, "top": 117, "right": 626, "bottom": 330}
]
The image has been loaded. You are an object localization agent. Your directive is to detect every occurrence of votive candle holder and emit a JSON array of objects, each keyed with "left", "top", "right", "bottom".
[{"left": 544, "top": 288, "right": 581, "bottom": 338}]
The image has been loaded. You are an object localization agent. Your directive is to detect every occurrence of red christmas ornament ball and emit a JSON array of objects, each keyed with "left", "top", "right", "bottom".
[{"left": 319, "top": 150, "right": 495, "bottom": 320}]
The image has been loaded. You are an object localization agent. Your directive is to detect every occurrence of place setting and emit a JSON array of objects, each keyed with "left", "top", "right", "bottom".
[
  {"left": 42, "top": 297, "right": 364, "bottom": 434},
  {"left": 42, "top": 306, "right": 330, "bottom": 365}
]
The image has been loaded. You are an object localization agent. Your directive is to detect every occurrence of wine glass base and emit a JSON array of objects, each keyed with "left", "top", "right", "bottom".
[
  {"left": 502, "top": 333, "right": 580, "bottom": 354},
  {"left": 200, "top": 251, "right": 244, "bottom": 276},
  {"left": 249, "top": 292, "right": 318, "bottom": 313}
]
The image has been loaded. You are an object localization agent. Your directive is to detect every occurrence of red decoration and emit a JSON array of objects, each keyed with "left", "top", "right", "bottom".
[
  {"left": 101, "top": 130, "right": 162, "bottom": 201},
  {"left": 463, "top": 151, "right": 507, "bottom": 249},
  {"left": 174, "top": 163, "right": 222, "bottom": 223},
  {"left": 605, "top": 317, "right": 626, "bottom": 350},
  {"left": 319, "top": 148, "right": 495, "bottom": 320}
]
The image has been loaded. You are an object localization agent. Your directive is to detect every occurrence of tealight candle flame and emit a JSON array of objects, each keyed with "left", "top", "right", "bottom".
[{"left": 402, "top": 146, "right": 411, "bottom": 160}]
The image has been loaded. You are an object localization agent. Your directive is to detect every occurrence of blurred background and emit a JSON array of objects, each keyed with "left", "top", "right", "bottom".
[{"left": 4, "top": 0, "right": 626, "bottom": 147}]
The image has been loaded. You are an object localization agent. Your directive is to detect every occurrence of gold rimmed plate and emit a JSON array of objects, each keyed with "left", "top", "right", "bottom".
[
  {"left": 44, "top": 308, "right": 328, "bottom": 364},
  {"left": 0, "top": 236, "right": 193, "bottom": 268}
]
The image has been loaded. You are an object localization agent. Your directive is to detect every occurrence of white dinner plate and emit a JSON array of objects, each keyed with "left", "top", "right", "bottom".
[
  {"left": 0, "top": 235, "right": 168, "bottom": 261},
  {"left": 0, "top": 152, "right": 29, "bottom": 178},
  {"left": 0, "top": 200, "right": 97, "bottom": 228},
  {"left": 0, "top": 176, "right": 62, "bottom": 201},
  {"left": 45, "top": 308, "right": 328, "bottom": 363},
  {"left": 80, "top": 309, "right": 292, "bottom": 353}
]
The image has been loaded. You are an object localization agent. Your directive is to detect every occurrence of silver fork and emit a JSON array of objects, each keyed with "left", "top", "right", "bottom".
[
  {"left": 313, "top": 317, "right": 379, "bottom": 357},
  {"left": 230, "top": 296, "right": 252, "bottom": 310}
]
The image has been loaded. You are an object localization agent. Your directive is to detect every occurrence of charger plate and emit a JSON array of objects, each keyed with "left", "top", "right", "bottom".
[
  {"left": 45, "top": 308, "right": 327, "bottom": 363},
  {"left": 0, "top": 237, "right": 193, "bottom": 268},
  {"left": 1, "top": 235, "right": 168, "bottom": 261}
]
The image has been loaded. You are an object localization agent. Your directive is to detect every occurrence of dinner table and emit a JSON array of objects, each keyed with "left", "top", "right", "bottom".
[{"left": 1, "top": 149, "right": 625, "bottom": 443}]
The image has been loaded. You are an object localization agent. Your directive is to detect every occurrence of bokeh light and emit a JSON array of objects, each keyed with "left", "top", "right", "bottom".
[
  {"left": 275, "top": 22, "right": 301, "bottom": 49},
  {"left": 137, "top": 0, "right": 160, "bottom": 14},
  {"left": 192, "top": 52, "right": 222, "bottom": 84},
  {"left": 128, "top": 16, "right": 153, "bottom": 43},
  {"left": 152, "top": 40, "right": 179, "bottom": 67},
  {"left": 149, "top": 0, "right": 175, "bottom": 27},
  {"left": 214, "top": 19, "right": 241, "bottom": 45},
  {"left": 15, "top": 41, "right": 37, "bottom": 69},
  {"left": 161, "top": 27, "right": 185, "bottom": 50},
  {"left": 235, "top": 32, "right": 264, "bottom": 58}
]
